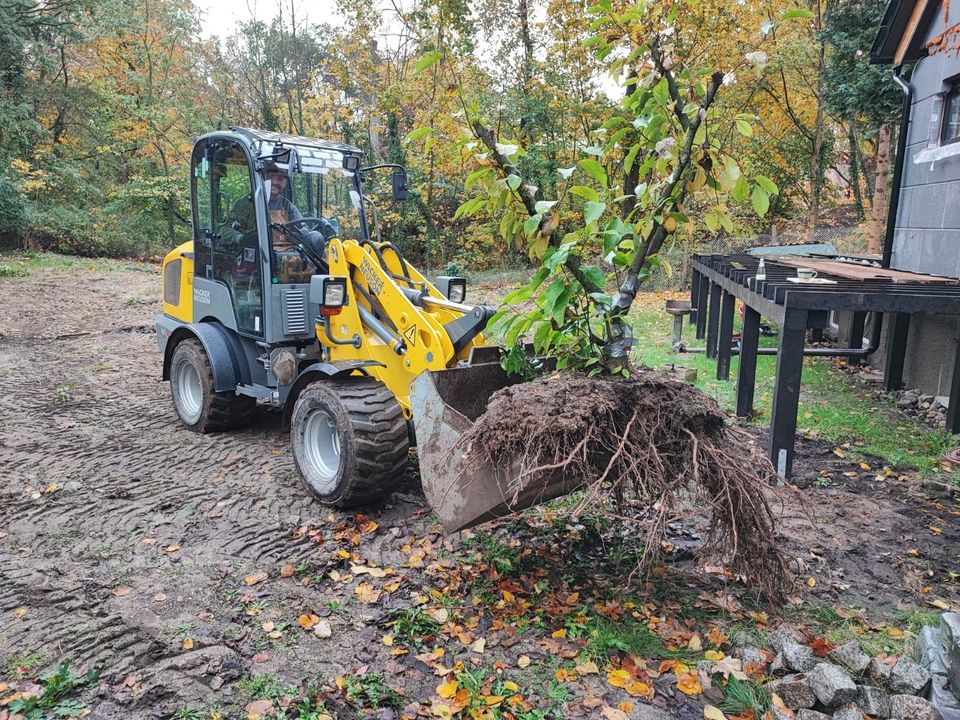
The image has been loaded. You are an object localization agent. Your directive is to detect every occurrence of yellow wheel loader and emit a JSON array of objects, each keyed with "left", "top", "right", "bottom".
[{"left": 156, "top": 128, "right": 574, "bottom": 531}]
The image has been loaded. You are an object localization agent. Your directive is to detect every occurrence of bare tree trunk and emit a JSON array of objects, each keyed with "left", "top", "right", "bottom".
[
  {"left": 807, "top": 0, "right": 825, "bottom": 230},
  {"left": 848, "top": 124, "right": 864, "bottom": 221},
  {"left": 517, "top": 0, "right": 534, "bottom": 144},
  {"left": 866, "top": 124, "right": 891, "bottom": 255}
]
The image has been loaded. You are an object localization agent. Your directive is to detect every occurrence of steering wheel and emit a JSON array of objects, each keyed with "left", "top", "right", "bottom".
[{"left": 278, "top": 216, "right": 337, "bottom": 240}]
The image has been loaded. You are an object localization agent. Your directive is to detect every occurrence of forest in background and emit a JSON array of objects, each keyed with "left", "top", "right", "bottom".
[{"left": 0, "top": 0, "right": 903, "bottom": 271}]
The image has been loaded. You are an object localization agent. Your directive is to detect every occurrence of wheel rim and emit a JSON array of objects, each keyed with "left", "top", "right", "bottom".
[
  {"left": 302, "top": 408, "right": 341, "bottom": 493},
  {"left": 175, "top": 358, "right": 203, "bottom": 424}
]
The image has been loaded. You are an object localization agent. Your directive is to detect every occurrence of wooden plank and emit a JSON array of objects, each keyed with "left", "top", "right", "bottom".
[
  {"left": 774, "top": 256, "right": 960, "bottom": 285},
  {"left": 894, "top": 0, "right": 932, "bottom": 66}
]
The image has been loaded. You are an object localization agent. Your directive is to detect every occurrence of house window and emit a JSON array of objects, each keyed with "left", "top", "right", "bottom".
[{"left": 942, "top": 78, "right": 960, "bottom": 145}]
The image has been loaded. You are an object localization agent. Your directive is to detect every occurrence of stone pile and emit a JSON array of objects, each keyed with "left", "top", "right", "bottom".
[
  {"left": 742, "top": 626, "right": 945, "bottom": 720},
  {"left": 889, "top": 388, "right": 949, "bottom": 429}
]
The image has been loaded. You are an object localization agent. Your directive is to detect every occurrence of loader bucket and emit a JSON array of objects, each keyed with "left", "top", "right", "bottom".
[{"left": 410, "top": 361, "right": 582, "bottom": 533}]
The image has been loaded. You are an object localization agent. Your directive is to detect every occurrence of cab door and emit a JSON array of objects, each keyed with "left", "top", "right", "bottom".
[{"left": 191, "top": 138, "right": 265, "bottom": 337}]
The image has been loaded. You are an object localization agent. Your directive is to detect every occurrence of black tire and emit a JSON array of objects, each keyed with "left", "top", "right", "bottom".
[
  {"left": 169, "top": 338, "right": 255, "bottom": 433},
  {"left": 291, "top": 377, "right": 409, "bottom": 507}
]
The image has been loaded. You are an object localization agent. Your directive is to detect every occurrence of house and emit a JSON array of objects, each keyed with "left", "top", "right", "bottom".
[{"left": 871, "top": 0, "right": 960, "bottom": 399}]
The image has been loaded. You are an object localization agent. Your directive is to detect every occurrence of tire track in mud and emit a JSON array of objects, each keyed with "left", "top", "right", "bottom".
[{"left": 0, "top": 268, "right": 338, "bottom": 699}]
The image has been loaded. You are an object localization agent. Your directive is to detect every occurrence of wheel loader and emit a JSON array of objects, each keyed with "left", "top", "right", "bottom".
[{"left": 155, "top": 128, "right": 579, "bottom": 532}]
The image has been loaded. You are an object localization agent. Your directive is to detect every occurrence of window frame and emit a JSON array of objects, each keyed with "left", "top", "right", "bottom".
[{"left": 938, "top": 74, "right": 960, "bottom": 146}]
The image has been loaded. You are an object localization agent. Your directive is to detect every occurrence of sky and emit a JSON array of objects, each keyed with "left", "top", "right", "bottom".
[{"left": 194, "top": 0, "right": 347, "bottom": 38}]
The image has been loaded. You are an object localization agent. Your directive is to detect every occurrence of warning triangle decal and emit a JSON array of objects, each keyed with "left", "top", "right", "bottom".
[{"left": 403, "top": 324, "right": 418, "bottom": 347}]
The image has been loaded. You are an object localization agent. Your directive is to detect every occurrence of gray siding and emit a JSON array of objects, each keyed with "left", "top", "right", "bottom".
[{"left": 890, "top": 0, "right": 960, "bottom": 276}]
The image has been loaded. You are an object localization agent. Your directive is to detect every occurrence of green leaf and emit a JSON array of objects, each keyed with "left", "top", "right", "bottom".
[
  {"left": 453, "top": 197, "right": 485, "bottom": 219},
  {"left": 755, "top": 175, "right": 779, "bottom": 195},
  {"left": 551, "top": 284, "right": 574, "bottom": 325},
  {"left": 413, "top": 51, "right": 442, "bottom": 75},
  {"left": 582, "top": 146, "right": 604, "bottom": 156},
  {"left": 732, "top": 175, "right": 750, "bottom": 203},
  {"left": 735, "top": 119, "right": 753, "bottom": 137},
  {"left": 582, "top": 265, "right": 606, "bottom": 289},
  {"left": 465, "top": 167, "right": 491, "bottom": 190},
  {"left": 523, "top": 213, "right": 543, "bottom": 236},
  {"left": 534, "top": 200, "right": 557, "bottom": 214},
  {"left": 578, "top": 158, "right": 608, "bottom": 187},
  {"left": 506, "top": 174, "right": 522, "bottom": 191},
  {"left": 542, "top": 278, "right": 567, "bottom": 316},
  {"left": 704, "top": 212, "right": 719, "bottom": 232},
  {"left": 719, "top": 212, "right": 734, "bottom": 233},
  {"left": 544, "top": 242, "right": 572, "bottom": 271},
  {"left": 557, "top": 166, "right": 576, "bottom": 180},
  {"left": 583, "top": 201, "right": 606, "bottom": 225},
  {"left": 781, "top": 7, "right": 814, "bottom": 20},
  {"left": 568, "top": 185, "right": 600, "bottom": 202},
  {"left": 528, "top": 266, "right": 550, "bottom": 291},
  {"left": 404, "top": 127, "right": 433, "bottom": 144},
  {"left": 752, "top": 185, "right": 770, "bottom": 216}
]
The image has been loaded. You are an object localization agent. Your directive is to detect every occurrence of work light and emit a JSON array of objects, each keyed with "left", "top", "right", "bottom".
[
  {"left": 435, "top": 276, "right": 467, "bottom": 303},
  {"left": 310, "top": 275, "right": 348, "bottom": 317}
]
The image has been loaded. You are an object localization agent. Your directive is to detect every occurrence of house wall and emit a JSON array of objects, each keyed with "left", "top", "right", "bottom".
[{"left": 885, "top": 0, "right": 960, "bottom": 396}]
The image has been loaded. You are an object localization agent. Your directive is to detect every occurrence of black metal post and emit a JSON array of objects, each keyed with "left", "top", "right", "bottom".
[
  {"left": 696, "top": 273, "right": 710, "bottom": 339},
  {"left": 768, "top": 309, "right": 808, "bottom": 479},
  {"left": 706, "top": 283, "right": 721, "bottom": 359},
  {"left": 948, "top": 335, "right": 960, "bottom": 434},
  {"left": 737, "top": 306, "right": 761, "bottom": 417},
  {"left": 690, "top": 269, "right": 701, "bottom": 327},
  {"left": 717, "top": 290, "right": 736, "bottom": 380},
  {"left": 884, "top": 313, "right": 911, "bottom": 391},
  {"left": 850, "top": 311, "right": 867, "bottom": 349}
]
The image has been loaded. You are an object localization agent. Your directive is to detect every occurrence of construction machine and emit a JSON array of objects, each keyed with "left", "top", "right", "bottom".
[{"left": 156, "top": 128, "right": 571, "bottom": 531}]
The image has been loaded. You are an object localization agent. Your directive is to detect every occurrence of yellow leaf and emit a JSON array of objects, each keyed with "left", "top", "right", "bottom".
[
  {"left": 503, "top": 681, "right": 519, "bottom": 692},
  {"left": 484, "top": 695, "right": 504, "bottom": 706},
  {"left": 112, "top": 587, "right": 132, "bottom": 597},
  {"left": 243, "top": 571, "right": 268, "bottom": 586},
  {"left": 704, "top": 705, "right": 726, "bottom": 720},
  {"left": 688, "top": 635, "right": 702, "bottom": 651},
  {"left": 575, "top": 660, "right": 600, "bottom": 675},
  {"left": 607, "top": 668, "right": 632, "bottom": 689},
  {"left": 166, "top": 545, "right": 181, "bottom": 553},
  {"left": 833, "top": 447, "right": 845, "bottom": 458},
  {"left": 676, "top": 671, "right": 702, "bottom": 696},
  {"left": 470, "top": 638, "right": 486, "bottom": 653},
  {"left": 601, "top": 705, "right": 630, "bottom": 720},
  {"left": 383, "top": 635, "right": 394, "bottom": 646},
  {"left": 14, "top": 607, "right": 26, "bottom": 618},
  {"left": 619, "top": 702, "right": 634, "bottom": 713},
  {"left": 807, "top": 577, "right": 816, "bottom": 587},
  {"left": 885, "top": 627, "right": 905, "bottom": 638},
  {"left": 280, "top": 564, "right": 295, "bottom": 578},
  {"left": 437, "top": 679, "right": 458, "bottom": 699},
  {"left": 182, "top": 637, "right": 194, "bottom": 650},
  {"left": 551, "top": 628, "right": 567, "bottom": 639},
  {"left": 261, "top": 621, "right": 275, "bottom": 632},
  {"left": 298, "top": 614, "right": 320, "bottom": 629},
  {"left": 930, "top": 526, "right": 943, "bottom": 535},
  {"left": 704, "top": 650, "right": 725, "bottom": 661},
  {"left": 859, "top": 462, "right": 871, "bottom": 470},
  {"left": 518, "top": 655, "right": 531, "bottom": 668},
  {"left": 355, "top": 581, "right": 380, "bottom": 604},
  {"left": 555, "top": 668, "right": 578, "bottom": 682},
  {"left": 502, "top": 590, "right": 515, "bottom": 602}
]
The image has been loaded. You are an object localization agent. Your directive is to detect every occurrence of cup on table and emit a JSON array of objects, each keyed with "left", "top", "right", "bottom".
[{"left": 796, "top": 267, "right": 818, "bottom": 281}]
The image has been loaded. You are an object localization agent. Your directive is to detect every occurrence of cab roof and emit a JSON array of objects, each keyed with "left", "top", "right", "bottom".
[{"left": 227, "top": 127, "right": 362, "bottom": 156}]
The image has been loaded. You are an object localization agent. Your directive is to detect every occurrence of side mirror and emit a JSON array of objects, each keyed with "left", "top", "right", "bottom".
[{"left": 392, "top": 168, "right": 409, "bottom": 202}]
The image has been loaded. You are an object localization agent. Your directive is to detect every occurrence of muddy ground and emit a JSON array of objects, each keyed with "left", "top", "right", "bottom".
[{"left": 0, "top": 259, "right": 958, "bottom": 719}]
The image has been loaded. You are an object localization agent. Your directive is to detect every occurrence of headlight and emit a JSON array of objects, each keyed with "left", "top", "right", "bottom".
[
  {"left": 323, "top": 278, "right": 346, "bottom": 307},
  {"left": 436, "top": 276, "right": 467, "bottom": 303}
]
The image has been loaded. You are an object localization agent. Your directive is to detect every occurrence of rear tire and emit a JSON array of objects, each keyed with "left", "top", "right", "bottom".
[
  {"left": 169, "top": 338, "right": 255, "bottom": 432},
  {"left": 291, "top": 378, "right": 409, "bottom": 507}
]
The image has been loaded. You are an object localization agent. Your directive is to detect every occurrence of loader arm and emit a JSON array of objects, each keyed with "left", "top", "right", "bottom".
[{"left": 319, "top": 237, "right": 494, "bottom": 419}]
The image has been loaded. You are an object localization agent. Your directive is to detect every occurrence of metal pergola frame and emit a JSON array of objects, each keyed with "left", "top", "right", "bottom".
[{"left": 692, "top": 254, "right": 960, "bottom": 478}]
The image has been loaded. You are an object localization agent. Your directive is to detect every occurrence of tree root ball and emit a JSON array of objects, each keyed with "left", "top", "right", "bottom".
[{"left": 459, "top": 368, "right": 789, "bottom": 601}]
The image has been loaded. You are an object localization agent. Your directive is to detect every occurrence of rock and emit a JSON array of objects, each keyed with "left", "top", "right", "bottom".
[
  {"left": 829, "top": 641, "right": 871, "bottom": 675},
  {"left": 769, "top": 626, "right": 803, "bottom": 654},
  {"left": 887, "top": 657, "right": 931, "bottom": 695},
  {"left": 940, "top": 613, "right": 960, "bottom": 645},
  {"left": 740, "top": 646, "right": 766, "bottom": 665},
  {"left": 867, "top": 659, "right": 893, "bottom": 687},
  {"left": 808, "top": 663, "right": 858, "bottom": 706},
  {"left": 935, "top": 395, "right": 950, "bottom": 409},
  {"left": 920, "top": 394, "right": 934, "bottom": 404},
  {"left": 796, "top": 711, "right": 831, "bottom": 720},
  {"left": 889, "top": 694, "right": 935, "bottom": 720},
  {"left": 783, "top": 641, "right": 817, "bottom": 673},
  {"left": 920, "top": 401, "right": 931, "bottom": 410},
  {"left": 858, "top": 685, "right": 891, "bottom": 718},
  {"left": 833, "top": 703, "right": 865, "bottom": 720},
  {"left": 929, "top": 675, "right": 960, "bottom": 720},
  {"left": 897, "top": 396, "right": 917, "bottom": 408},
  {"left": 766, "top": 674, "right": 815, "bottom": 710},
  {"left": 770, "top": 651, "right": 785, "bottom": 673}
]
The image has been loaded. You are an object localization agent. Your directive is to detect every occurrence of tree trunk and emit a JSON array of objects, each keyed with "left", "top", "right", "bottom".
[
  {"left": 866, "top": 124, "right": 891, "bottom": 255},
  {"left": 848, "top": 124, "right": 864, "bottom": 221},
  {"left": 517, "top": 0, "right": 534, "bottom": 144},
  {"left": 807, "top": 0, "right": 825, "bottom": 230}
]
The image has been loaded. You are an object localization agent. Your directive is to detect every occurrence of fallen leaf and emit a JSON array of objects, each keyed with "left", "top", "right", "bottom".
[
  {"left": 503, "top": 681, "right": 520, "bottom": 692},
  {"left": 437, "top": 679, "right": 457, "bottom": 699},
  {"left": 165, "top": 544, "right": 181, "bottom": 553},
  {"left": 930, "top": 526, "right": 943, "bottom": 535},
  {"left": 551, "top": 628, "right": 567, "bottom": 639},
  {"left": 112, "top": 587, "right": 132, "bottom": 597},
  {"left": 704, "top": 650, "right": 725, "bottom": 662},
  {"left": 555, "top": 668, "right": 578, "bottom": 682},
  {"left": 676, "top": 670, "right": 703, "bottom": 696},
  {"left": 518, "top": 655, "right": 531, "bottom": 668},
  {"left": 244, "top": 571, "right": 268, "bottom": 586},
  {"left": 140, "top": 537, "right": 157, "bottom": 545},
  {"left": 261, "top": 621, "right": 275, "bottom": 633},
  {"left": 14, "top": 607, "right": 26, "bottom": 618},
  {"left": 355, "top": 581, "right": 380, "bottom": 604},
  {"left": 688, "top": 635, "right": 702, "bottom": 651},
  {"left": 246, "top": 698, "right": 274, "bottom": 719},
  {"left": 810, "top": 637, "right": 836, "bottom": 657},
  {"left": 704, "top": 705, "right": 727, "bottom": 720},
  {"left": 470, "top": 638, "right": 486, "bottom": 654},
  {"left": 182, "top": 638, "right": 194, "bottom": 650},
  {"left": 806, "top": 577, "right": 816, "bottom": 587},
  {"left": 383, "top": 635, "right": 394, "bottom": 646},
  {"left": 153, "top": 593, "right": 167, "bottom": 603},
  {"left": 576, "top": 660, "right": 600, "bottom": 675},
  {"left": 280, "top": 564, "right": 295, "bottom": 578},
  {"left": 252, "top": 651, "right": 270, "bottom": 663},
  {"left": 618, "top": 701, "right": 633, "bottom": 713},
  {"left": 298, "top": 614, "right": 320, "bottom": 629},
  {"left": 601, "top": 706, "right": 630, "bottom": 720},
  {"left": 431, "top": 607, "right": 449, "bottom": 623}
]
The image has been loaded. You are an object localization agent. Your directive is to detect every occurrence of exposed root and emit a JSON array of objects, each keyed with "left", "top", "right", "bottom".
[{"left": 458, "top": 367, "right": 790, "bottom": 601}]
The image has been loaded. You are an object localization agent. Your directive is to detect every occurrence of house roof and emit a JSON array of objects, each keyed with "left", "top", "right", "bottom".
[{"left": 871, "top": 0, "right": 940, "bottom": 65}]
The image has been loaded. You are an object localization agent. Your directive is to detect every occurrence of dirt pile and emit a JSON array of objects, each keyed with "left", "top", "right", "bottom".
[{"left": 459, "top": 368, "right": 789, "bottom": 599}]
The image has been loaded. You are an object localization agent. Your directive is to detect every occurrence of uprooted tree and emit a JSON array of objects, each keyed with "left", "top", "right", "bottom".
[{"left": 408, "top": 0, "right": 819, "bottom": 599}]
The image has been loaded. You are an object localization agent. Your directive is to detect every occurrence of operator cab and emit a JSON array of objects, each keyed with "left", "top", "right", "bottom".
[{"left": 189, "top": 128, "right": 367, "bottom": 346}]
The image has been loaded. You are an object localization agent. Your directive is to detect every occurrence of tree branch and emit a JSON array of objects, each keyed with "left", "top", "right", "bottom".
[{"left": 650, "top": 40, "right": 690, "bottom": 131}]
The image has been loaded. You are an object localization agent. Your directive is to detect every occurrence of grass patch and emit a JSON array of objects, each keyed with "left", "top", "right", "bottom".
[
  {"left": 718, "top": 675, "right": 770, "bottom": 717},
  {"left": 384, "top": 608, "right": 441, "bottom": 649},
  {"left": 3, "top": 651, "right": 44, "bottom": 678},
  {"left": 4, "top": 662, "right": 98, "bottom": 719},
  {"left": 572, "top": 614, "right": 697, "bottom": 663},
  {"left": 339, "top": 672, "right": 404, "bottom": 710}
]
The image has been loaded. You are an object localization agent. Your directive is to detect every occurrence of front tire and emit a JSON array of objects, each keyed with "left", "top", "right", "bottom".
[
  {"left": 169, "top": 338, "right": 255, "bottom": 432},
  {"left": 291, "top": 378, "right": 409, "bottom": 507}
]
